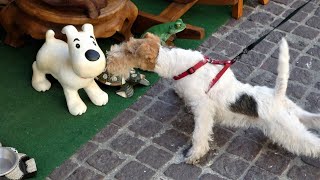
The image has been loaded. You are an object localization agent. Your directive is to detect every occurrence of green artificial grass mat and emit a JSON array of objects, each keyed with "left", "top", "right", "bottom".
[{"left": 0, "top": 1, "right": 230, "bottom": 179}]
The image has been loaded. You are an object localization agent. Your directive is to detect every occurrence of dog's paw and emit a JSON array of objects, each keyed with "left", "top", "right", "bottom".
[
  {"left": 185, "top": 146, "right": 209, "bottom": 164},
  {"left": 185, "top": 155, "right": 200, "bottom": 164},
  {"left": 91, "top": 91, "right": 109, "bottom": 106},
  {"left": 185, "top": 148, "right": 203, "bottom": 164},
  {"left": 68, "top": 101, "right": 87, "bottom": 116},
  {"left": 32, "top": 79, "right": 51, "bottom": 92}
]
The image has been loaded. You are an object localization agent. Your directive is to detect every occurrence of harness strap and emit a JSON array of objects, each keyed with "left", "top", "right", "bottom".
[
  {"left": 173, "top": 60, "right": 207, "bottom": 80},
  {"left": 206, "top": 62, "right": 233, "bottom": 93},
  {"left": 173, "top": 57, "right": 234, "bottom": 93}
]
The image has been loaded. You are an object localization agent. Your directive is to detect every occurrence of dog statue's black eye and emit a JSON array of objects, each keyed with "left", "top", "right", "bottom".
[
  {"left": 76, "top": 44, "right": 80, "bottom": 49},
  {"left": 93, "top": 41, "right": 97, "bottom": 46}
]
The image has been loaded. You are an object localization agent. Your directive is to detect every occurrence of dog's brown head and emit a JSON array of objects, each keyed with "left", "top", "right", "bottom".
[
  {"left": 106, "top": 33, "right": 160, "bottom": 78},
  {"left": 126, "top": 33, "right": 160, "bottom": 71}
]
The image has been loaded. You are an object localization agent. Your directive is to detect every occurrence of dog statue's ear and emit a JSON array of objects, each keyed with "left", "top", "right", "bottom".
[
  {"left": 82, "top": 24, "right": 94, "bottom": 34},
  {"left": 61, "top": 25, "right": 78, "bottom": 38}
]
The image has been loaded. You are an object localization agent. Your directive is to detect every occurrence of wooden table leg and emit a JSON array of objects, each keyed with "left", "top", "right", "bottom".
[
  {"left": 259, "top": 0, "right": 269, "bottom": 5},
  {"left": 232, "top": 0, "right": 243, "bottom": 19},
  {"left": 0, "top": 4, "right": 26, "bottom": 47},
  {"left": 4, "top": 31, "right": 25, "bottom": 47}
]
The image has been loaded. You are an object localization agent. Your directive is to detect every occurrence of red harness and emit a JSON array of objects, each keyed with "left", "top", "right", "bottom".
[{"left": 173, "top": 56, "right": 235, "bottom": 93}]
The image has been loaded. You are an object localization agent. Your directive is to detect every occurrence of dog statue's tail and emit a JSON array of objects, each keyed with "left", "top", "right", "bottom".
[
  {"left": 45, "top": 30, "right": 55, "bottom": 41},
  {"left": 274, "top": 38, "right": 290, "bottom": 100}
]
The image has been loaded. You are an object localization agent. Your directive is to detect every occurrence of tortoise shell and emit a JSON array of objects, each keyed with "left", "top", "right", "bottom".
[
  {"left": 96, "top": 69, "right": 126, "bottom": 86},
  {"left": 96, "top": 68, "right": 145, "bottom": 86}
]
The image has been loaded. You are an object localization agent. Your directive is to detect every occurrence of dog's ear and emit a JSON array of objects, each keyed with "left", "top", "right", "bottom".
[
  {"left": 126, "top": 38, "right": 142, "bottom": 54},
  {"left": 82, "top": 24, "right": 94, "bottom": 34},
  {"left": 61, "top": 25, "right": 78, "bottom": 38},
  {"left": 136, "top": 42, "right": 158, "bottom": 63},
  {"left": 144, "top": 32, "right": 160, "bottom": 42}
]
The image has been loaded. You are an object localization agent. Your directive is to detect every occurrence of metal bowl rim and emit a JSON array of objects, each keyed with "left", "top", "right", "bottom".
[{"left": 0, "top": 147, "right": 19, "bottom": 176}]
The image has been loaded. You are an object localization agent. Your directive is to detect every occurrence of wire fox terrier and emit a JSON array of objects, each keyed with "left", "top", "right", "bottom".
[
  {"left": 106, "top": 33, "right": 320, "bottom": 164},
  {"left": 32, "top": 24, "right": 108, "bottom": 116}
]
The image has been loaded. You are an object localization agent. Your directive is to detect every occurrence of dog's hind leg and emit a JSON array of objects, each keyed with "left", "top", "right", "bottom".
[
  {"left": 297, "top": 109, "right": 320, "bottom": 130},
  {"left": 185, "top": 98, "right": 215, "bottom": 164},
  {"left": 286, "top": 100, "right": 320, "bottom": 130},
  {"left": 31, "top": 61, "right": 51, "bottom": 92},
  {"left": 264, "top": 111, "right": 320, "bottom": 157}
]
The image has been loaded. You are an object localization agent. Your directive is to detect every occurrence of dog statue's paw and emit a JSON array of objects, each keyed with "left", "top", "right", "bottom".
[
  {"left": 91, "top": 91, "right": 109, "bottom": 106},
  {"left": 68, "top": 101, "right": 87, "bottom": 116},
  {"left": 32, "top": 79, "right": 51, "bottom": 92}
]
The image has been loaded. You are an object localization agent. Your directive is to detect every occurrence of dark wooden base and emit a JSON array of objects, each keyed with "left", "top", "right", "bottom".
[{"left": 0, "top": 0, "right": 138, "bottom": 47}]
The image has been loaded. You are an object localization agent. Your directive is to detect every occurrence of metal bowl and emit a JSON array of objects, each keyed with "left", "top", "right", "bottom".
[{"left": 0, "top": 147, "right": 19, "bottom": 176}]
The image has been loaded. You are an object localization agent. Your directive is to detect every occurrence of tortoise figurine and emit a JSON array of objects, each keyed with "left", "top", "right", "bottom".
[{"left": 96, "top": 68, "right": 150, "bottom": 98}]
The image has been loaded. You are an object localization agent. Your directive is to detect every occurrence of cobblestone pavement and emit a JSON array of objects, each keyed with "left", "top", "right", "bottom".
[{"left": 47, "top": 0, "right": 320, "bottom": 179}]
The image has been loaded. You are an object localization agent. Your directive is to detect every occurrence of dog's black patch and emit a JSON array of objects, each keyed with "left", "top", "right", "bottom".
[{"left": 229, "top": 94, "right": 259, "bottom": 117}]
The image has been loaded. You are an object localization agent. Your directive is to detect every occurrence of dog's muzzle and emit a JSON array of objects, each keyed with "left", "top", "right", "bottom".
[{"left": 85, "top": 49, "right": 100, "bottom": 61}]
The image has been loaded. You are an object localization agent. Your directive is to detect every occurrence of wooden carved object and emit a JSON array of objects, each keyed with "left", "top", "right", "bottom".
[
  {"left": 132, "top": 0, "right": 205, "bottom": 40},
  {"left": 41, "top": 0, "right": 107, "bottom": 18},
  {"left": 133, "top": 0, "right": 269, "bottom": 40},
  {"left": 0, "top": 0, "right": 138, "bottom": 47},
  {"left": 0, "top": 0, "right": 9, "bottom": 10},
  {"left": 0, "top": 0, "right": 9, "bottom": 5},
  {"left": 170, "top": 0, "right": 196, "bottom": 3}
]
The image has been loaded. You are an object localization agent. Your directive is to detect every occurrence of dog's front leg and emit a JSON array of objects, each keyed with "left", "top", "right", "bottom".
[
  {"left": 84, "top": 80, "right": 108, "bottom": 106},
  {"left": 186, "top": 99, "right": 215, "bottom": 164},
  {"left": 63, "top": 87, "right": 87, "bottom": 116}
]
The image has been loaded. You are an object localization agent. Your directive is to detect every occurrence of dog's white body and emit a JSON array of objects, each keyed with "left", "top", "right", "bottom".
[
  {"left": 154, "top": 39, "right": 320, "bottom": 163},
  {"left": 32, "top": 24, "right": 108, "bottom": 116},
  {"left": 105, "top": 34, "right": 320, "bottom": 163}
]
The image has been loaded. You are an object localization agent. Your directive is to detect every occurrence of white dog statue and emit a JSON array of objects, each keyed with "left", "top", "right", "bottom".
[{"left": 32, "top": 24, "right": 108, "bottom": 116}]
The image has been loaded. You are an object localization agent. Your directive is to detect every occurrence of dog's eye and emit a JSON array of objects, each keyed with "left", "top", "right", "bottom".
[
  {"left": 76, "top": 44, "right": 80, "bottom": 49},
  {"left": 93, "top": 41, "right": 97, "bottom": 46}
]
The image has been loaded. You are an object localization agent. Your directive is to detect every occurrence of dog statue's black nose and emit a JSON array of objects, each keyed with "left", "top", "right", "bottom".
[{"left": 85, "top": 49, "right": 100, "bottom": 61}]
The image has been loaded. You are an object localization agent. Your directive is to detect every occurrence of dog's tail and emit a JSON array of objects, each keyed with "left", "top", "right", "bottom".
[
  {"left": 274, "top": 38, "right": 290, "bottom": 100},
  {"left": 45, "top": 30, "right": 55, "bottom": 41}
]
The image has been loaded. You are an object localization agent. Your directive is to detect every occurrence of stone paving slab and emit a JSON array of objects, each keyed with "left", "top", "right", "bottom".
[{"left": 47, "top": 0, "right": 320, "bottom": 179}]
